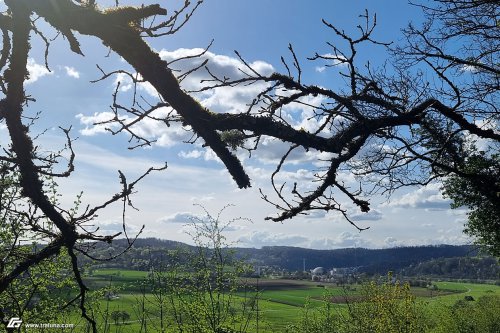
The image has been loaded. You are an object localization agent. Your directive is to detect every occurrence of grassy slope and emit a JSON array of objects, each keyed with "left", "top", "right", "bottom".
[{"left": 64, "top": 269, "right": 499, "bottom": 332}]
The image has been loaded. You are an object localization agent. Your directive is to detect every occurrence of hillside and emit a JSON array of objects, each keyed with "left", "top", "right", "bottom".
[
  {"left": 78, "top": 238, "right": 500, "bottom": 280},
  {"left": 232, "top": 244, "right": 480, "bottom": 272}
]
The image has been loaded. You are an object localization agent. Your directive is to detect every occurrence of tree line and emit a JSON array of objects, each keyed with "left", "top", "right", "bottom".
[{"left": 76, "top": 237, "right": 498, "bottom": 280}]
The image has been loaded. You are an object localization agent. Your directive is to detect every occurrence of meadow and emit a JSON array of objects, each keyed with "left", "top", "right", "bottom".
[{"left": 62, "top": 268, "right": 500, "bottom": 333}]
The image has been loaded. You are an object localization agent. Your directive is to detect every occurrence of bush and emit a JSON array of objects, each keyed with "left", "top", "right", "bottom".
[
  {"left": 287, "top": 274, "right": 429, "bottom": 333},
  {"left": 342, "top": 274, "right": 428, "bottom": 333},
  {"left": 432, "top": 295, "right": 500, "bottom": 333},
  {"left": 285, "top": 295, "right": 342, "bottom": 333}
]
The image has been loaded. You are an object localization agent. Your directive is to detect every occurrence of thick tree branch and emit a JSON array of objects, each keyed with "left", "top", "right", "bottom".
[{"left": 25, "top": 0, "right": 250, "bottom": 189}]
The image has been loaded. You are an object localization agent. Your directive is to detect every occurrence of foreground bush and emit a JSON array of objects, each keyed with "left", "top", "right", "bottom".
[
  {"left": 286, "top": 274, "right": 429, "bottom": 333},
  {"left": 431, "top": 295, "right": 500, "bottom": 333}
]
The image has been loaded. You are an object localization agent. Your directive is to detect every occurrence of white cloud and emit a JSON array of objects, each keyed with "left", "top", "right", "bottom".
[
  {"left": 351, "top": 209, "right": 383, "bottom": 221},
  {"left": 249, "top": 137, "right": 326, "bottom": 166},
  {"left": 384, "top": 237, "right": 400, "bottom": 247},
  {"left": 93, "top": 220, "right": 141, "bottom": 236},
  {"left": 102, "top": 48, "right": 275, "bottom": 116},
  {"left": 69, "top": 140, "right": 167, "bottom": 176},
  {"left": 159, "top": 48, "right": 274, "bottom": 88},
  {"left": 382, "top": 232, "right": 471, "bottom": 248},
  {"left": 26, "top": 58, "right": 53, "bottom": 84},
  {"left": 111, "top": 72, "right": 159, "bottom": 96},
  {"left": 238, "top": 230, "right": 309, "bottom": 248},
  {"left": 76, "top": 112, "right": 117, "bottom": 136},
  {"left": 179, "top": 149, "right": 203, "bottom": 159},
  {"left": 313, "top": 53, "right": 347, "bottom": 73},
  {"left": 237, "top": 229, "right": 374, "bottom": 249},
  {"left": 461, "top": 64, "right": 478, "bottom": 72},
  {"left": 315, "top": 66, "right": 326, "bottom": 73},
  {"left": 464, "top": 119, "right": 499, "bottom": 152},
  {"left": 309, "top": 232, "right": 373, "bottom": 249},
  {"left": 190, "top": 194, "right": 216, "bottom": 202},
  {"left": 223, "top": 224, "right": 248, "bottom": 232},
  {"left": 336, "top": 171, "right": 357, "bottom": 186},
  {"left": 158, "top": 212, "right": 204, "bottom": 224},
  {"left": 178, "top": 148, "right": 221, "bottom": 163},
  {"left": 76, "top": 107, "right": 192, "bottom": 147},
  {"left": 113, "top": 72, "right": 134, "bottom": 92},
  {"left": 385, "top": 183, "right": 451, "bottom": 211},
  {"left": 304, "top": 210, "right": 328, "bottom": 219},
  {"left": 158, "top": 48, "right": 274, "bottom": 114},
  {"left": 64, "top": 66, "right": 80, "bottom": 79}
]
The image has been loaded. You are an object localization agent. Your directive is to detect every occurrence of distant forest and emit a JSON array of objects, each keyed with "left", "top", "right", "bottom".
[{"left": 81, "top": 238, "right": 499, "bottom": 280}]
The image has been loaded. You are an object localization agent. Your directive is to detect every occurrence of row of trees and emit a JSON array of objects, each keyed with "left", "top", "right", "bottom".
[
  {"left": 0, "top": 0, "right": 498, "bottom": 329},
  {"left": 400, "top": 256, "right": 499, "bottom": 280}
]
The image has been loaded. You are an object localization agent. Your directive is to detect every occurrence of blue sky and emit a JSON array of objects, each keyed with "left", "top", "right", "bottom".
[{"left": 1, "top": 0, "right": 472, "bottom": 249}]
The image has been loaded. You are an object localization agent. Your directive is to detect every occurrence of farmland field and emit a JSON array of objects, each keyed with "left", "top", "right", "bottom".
[{"left": 63, "top": 268, "right": 500, "bottom": 332}]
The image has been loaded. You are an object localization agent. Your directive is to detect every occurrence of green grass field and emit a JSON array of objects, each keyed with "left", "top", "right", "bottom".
[
  {"left": 429, "top": 281, "right": 500, "bottom": 304},
  {"left": 61, "top": 269, "right": 500, "bottom": 332}
]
